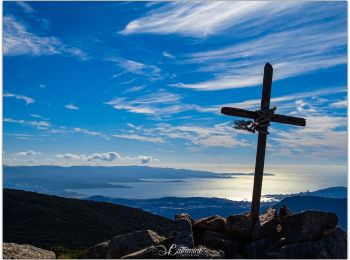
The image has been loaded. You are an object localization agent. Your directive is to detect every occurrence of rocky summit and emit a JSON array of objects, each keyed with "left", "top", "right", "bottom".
[
  {"left": 3, "top": 243, "right": 56, "bottom": 259},
  {"left": 81, "top": 206, "right": 347, "bottom": 259}
]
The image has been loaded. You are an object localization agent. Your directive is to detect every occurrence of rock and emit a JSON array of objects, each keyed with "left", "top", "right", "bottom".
[
  {"left": 175, "top": 213, "right": 194, "bottom": 225},
  {"left": 278, "top": 205, "right": 292, "bottom": 220},
  {"left": 242, "top": 233, "right": 280, "bottom": 258},
  {"left": 83, "top": 230, "right": 166, "bottom": 259},
  {"left": 81, "top": 241, "right": 109, "bottom": 259},
  {"left": 199, "top": 230, "right": 239, "bottom": 258},
  {"left": 282, "top": 211, "right": 338, "bottom": 243},
  {"left": 193, "top": 245, "right": 225, "bottom": 259},
  {"left": 224, "top": 213, "right": 253, "bottom": 240},
  {"left": 267, "top": 228, "right": 347, "bottom": 259},
  {"left": 252, "top": 208, "right": 280, "bottom": 240},
  {"left": 3, "top": 243, "right": 55, "bottom": 259},
  {"left": 121, "top": 246, "right": 165, "bottom": 259},
  {"left": 193, "top": 215, "right": 225, "bottom": 232},
  {"left": 174, "top": 218, "right": 194, "bottom": 249}
]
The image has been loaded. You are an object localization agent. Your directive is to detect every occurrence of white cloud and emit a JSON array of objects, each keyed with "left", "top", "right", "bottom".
[
  {"left": 3, "top": 16, "right": 87, "bottom": 59},
  {"left": 112, "top": 134, "right": 165, "bottom": 143},
  {"left": 123, "top": 85, "right": 146, "bottom": 93},
  {"left": 111, "top": 57, "right": 162, "bottom": 80},
  {"left": 162, "top": 51, "right": 175, "bottom": 59},
  {"left": 194, "top": 87, "right": 347, "bottom": 114},
  {"left": 172, "top": 22, "right": 346, "bottom": 91},
  {"left": 55, "top": 153, "right": 83, "bottom": 160},
  {"left": 4, "top": 92, "right": 34, "bottom": 105},
  {"left": 15, "top": 2, "right": 34, "bottom": 13},
  {"left": 73, "top": 128, "right": 110, "bottom": 140},
  {"left": 30, "top": 114, "right": 49, "bottom": 121},
  {"left": 330, "top": 99, "right": 347, "bottom": 108},
  {"left": 138, "top": 155, "right": 152, "bottom": 164},
  {"left": 105, "top": 90, "right": 192, "bottom": 118},
  {"left": 15, "top": 150, "right": 41, "bottom": 156},
  {"left": 271, "top": 115, "right": 347, "bottom": 159},
  {"left": 65, "top": 103, "right": 79, "bottom": 110},
  {"left": 120, "top": 2, "right": 294, "bottom": 37},
  {"left": 54, "top": 152, "right": 155, "bottom": 164},
  {"left": 124, "top": 122, "right": 249, "bottom": 149},
  {"left": 87, "top": 152, "right": 120, "bottom": 161},
  {"left": 4, "top": 118, "right": 50, "bottom": 128}
]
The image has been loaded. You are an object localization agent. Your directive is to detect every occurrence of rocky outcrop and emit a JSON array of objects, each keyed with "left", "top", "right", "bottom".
[
  {"left": 182, "top": 206, "right": 346, "bottom": 259},
  {"left": 80, "top": 206, "right": 347, "bottom": 259},
  {"left": 282, "top": 211, "right": 338, "bottom": 243},
  {"left": 267, "top": 228, "right": 347, "bottom": 258},
  {"left": 81, "top": 230, "right": 166, "bottom": 259},
  {"left": 3, "top": 243, "right": 55, "bottom": 259}
]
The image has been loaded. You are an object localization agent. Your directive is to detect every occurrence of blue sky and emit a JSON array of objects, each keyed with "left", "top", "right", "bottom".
[{"left": 3, "top": 1, "right": 347, "bottom": 174}]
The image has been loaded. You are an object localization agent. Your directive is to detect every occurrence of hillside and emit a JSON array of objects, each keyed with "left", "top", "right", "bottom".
[
  {"left": 273, "top": 195, "right": 347, "bottom": 229},
  {"left": 3, "top": 189, "right": 175, "bottom": 253}
]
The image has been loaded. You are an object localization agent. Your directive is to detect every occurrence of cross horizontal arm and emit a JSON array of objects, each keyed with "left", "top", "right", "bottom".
[{"left": 221, "top": 107, "right": 306, "bottom": 127}]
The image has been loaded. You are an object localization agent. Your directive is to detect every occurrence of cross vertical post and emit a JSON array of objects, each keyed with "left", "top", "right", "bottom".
[
  {"left": 251, "top": 63, "right": 273, "bottom": 221},
  {"left": 220, "top": 63, "right": 306, "bottom": 223}
]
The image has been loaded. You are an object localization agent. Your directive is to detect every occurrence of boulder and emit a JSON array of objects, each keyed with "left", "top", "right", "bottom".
[
  {"left": 175, "top": 213, "right": 194, "bottom": 226},
  {"left": 83, "top": 230, "right": 166, "bottom": 259},
  {"left": 282, "top": 211, "right": 338, "bottom": 243},
  {"left": 252, "top": 208, "right": 280, "bottom": 240},
  {"left": 193, "top": 245, "right": 225, "bottom": 259},
  {"left": 267, "top": 228, "right": 347, "bottom": 259},
  {"left": 3, "top": 243, "right": 56, "bottom": 259},
  {"left": 174, "top": 218, "right": 194, "bottom": 249},
  {"left": 193, "top": 215, "right": 225, "bottom": 232},
  {"left": 81, "top": 241, "right": 109, "bottom": 259},
  {"left": 278, "top": 205, "right": 292, "bottom": 220},
  {"left": 242, "top": 233, "right": 281, "bottom": 258},
  {"left": 199, "top": 230, "right": 239, "bottom": 258},
  {"left": 224, "top": 213, "right": 253, "bottom": 240}
]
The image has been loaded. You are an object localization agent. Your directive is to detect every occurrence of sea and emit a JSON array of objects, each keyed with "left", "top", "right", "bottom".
[{"left": 67, "top": 169, "right": 347, "bottom": 201}]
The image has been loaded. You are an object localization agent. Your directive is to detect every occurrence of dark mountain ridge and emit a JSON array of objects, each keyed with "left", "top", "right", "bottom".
[{"left": 3, "top": 189, "right": 174, "bottom": 253}]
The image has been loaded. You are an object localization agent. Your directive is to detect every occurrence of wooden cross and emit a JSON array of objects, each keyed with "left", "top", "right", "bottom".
[{"left": 221, "top": 63, "right": 306, "bottom": 221}]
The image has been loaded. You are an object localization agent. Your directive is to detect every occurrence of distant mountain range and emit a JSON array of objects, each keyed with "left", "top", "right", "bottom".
[
  {"left": 3, "top": 165, "right": 233, "bottom": 196},
  {"left": 264, "top": 186, "right": 347, "bottom": 200}
]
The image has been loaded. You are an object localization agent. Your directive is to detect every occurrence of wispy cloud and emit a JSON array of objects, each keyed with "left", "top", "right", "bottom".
[
  {"left": 15, "top": 2, "right": 34, "bottom": 13},
  {"left": 111, "top": 57, "right": 162, "bottom": 81},
  {"left": 4, "top": 92, "right": 34, "bottom": 105},
  {"left": 73, "top": 128, "right": 110, "bottom": 140},
  {"left": 30, "top": 114, "right": 49, "bottom": 121},
  {"left": 105, "top": 90, "right": 192, "bottom": 118},
  {"left": 121, "top": 2, "right": 293, "bottom": 37},
  {"left": 271, "top": 115, "right": 347, "bottom": 159},
  {"left": 122, "top": 122, "right": 250, "bottom": 149},
  {"left": 4, "top": 118, "right": 50, "bottom": 129},
  {"left": 65, "top": 103, "right": 79, "bottom": 110},
  {"left": 123, "top": 85, "right": 146, "bottom": 93},
  {"left": 3, "top": 16, "right": 88, "bottom": 59},
  {"left": 162, "top": 51, "right": 175, "bottom": 59},
  {"left": 112, "top": 134, "right": 165, "bottom": 143},
  {"left": 329, "top": 99, "right": 347, "bottom": 108},
  {"left": 195, "top": 87, "right": 347, "bottom": 114},
  {"left": 171, "top": 21, "right": 346, "bottom": 90}
]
